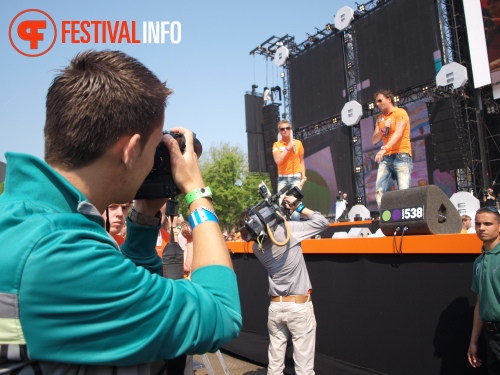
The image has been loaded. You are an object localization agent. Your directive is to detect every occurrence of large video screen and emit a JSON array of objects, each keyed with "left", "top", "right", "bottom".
[
  {"left": 353, "top": 0, "right": 443, "bottom": 105},
  {"left": 301, "top": 126, "right": 355, "bottom": 215},
  {"left": 289, "top": 33, "right": 346, "bottom": 128},
  {"left": 360, "top": 100, "right": 456, "bottom": 212}
]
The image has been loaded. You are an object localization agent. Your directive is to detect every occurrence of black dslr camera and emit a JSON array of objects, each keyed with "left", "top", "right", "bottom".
[
  {"left": 135, "top": 131, "right": 202, "bottom": 199},
  {"left": 239, "top": 182, "right": 303, "bottom": 242},
  {"left": 336, "top": 191, "right": 344, "bottom": 201}
]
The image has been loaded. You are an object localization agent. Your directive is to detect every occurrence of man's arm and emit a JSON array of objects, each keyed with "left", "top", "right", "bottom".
[
  {"left": 273, "top": 142, "right": 292, "bottom": 165},
  {"left": 467, "top": 295, "right": 484, "bottom": 368},
  {"left": 374, "top": 118, "right": 408, "bottom": 163}
]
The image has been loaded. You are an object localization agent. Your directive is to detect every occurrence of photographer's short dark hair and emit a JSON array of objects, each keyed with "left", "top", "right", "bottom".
[{"left": 44, "top": 50, "right": 172, "bottom": 169}]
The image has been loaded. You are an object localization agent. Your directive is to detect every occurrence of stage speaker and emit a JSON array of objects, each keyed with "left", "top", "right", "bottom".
[
  {"left": 380, "top": 185, "right": 461, "bottom": 235},
  {"left": 427, "top": 97, "right": 468, "bottom": 172},
  {"left": 262, "top": 103, "right": 280, "bottom": 191}
]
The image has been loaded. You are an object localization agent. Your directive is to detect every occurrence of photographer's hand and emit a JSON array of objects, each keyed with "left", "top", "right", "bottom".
[
  {"left": 165, "top": 127, "right": 233, "bottom": 271},
  {"left": 164, "top": 128, "right": 204, "bottom": 194}
]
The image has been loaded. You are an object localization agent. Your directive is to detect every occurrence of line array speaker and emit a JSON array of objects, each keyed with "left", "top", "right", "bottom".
[
  {"left": 262, "top": 104, "right": 280, "bottom": 191},
  {"left": 427, "top": 97, "right": 468, "bottom": 172}
]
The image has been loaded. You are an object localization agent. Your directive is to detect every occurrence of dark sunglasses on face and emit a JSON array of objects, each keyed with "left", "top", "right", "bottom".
[{"left": 280, "top": 127, "right": 291, "bottom": 131}]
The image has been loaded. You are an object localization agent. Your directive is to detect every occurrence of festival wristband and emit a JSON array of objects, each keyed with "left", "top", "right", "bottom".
[
  {"left": 296, "top": 203, "right": 305, "bottom": 213},
  {"left": 185, "top": 187, "right": 213, "bottom": 207},
  {"left": 189, "top": 207, "right": 219, "bottom": 229}
]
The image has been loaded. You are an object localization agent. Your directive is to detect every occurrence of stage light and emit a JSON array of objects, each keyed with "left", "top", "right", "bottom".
[
  {"left": 332, "top": 118, "right": 338, "bottom": 123},
  {"left": 326, "top": 23, "right": 332, "bottom": 31},
  {"left": 280, "top": 72, "right": 285, "bottom": 78},
  {"left": 357, "top": 4, "right": 366, "bottom": 12},
  {"left": 355, "top": 166, "right": 362, "bottom": 174},
  {"left": 368, "top": 102, "right": 374, "bottom": 109},
  {"left": 283, "top": 89, "right": 287, "bottom": 95},
  {"left": 356, "top": 196, "right": 362, "bottom": 204},
  {"left": 353, "top": 136, "right": 359, "bottom": 143},
  {"left": 347, "top": 62, "right": 353, "bottom": 69},
  {"left": 394, "top": 95, "right": 400, "bottom": 103}
]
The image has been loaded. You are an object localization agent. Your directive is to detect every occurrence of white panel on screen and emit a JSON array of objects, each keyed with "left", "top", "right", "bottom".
[
  {"left": 463, "top": 0, "right": 491, "bottom": 88},
  {"left": 347, "top": 228, "right": 372, "bottom": 238},
  {"left": 348, "top": 204, "right": 371, "bottom": 221},
  {"left": 449, "top": 191, "right": 480, "bottom": 214}
]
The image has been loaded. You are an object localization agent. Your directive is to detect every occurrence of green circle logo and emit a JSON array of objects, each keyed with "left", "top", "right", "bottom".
[{"left": 381, "top": 210, "right": 392, "bottom": 222}]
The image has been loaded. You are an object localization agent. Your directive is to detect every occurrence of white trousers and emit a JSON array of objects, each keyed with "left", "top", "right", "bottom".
[{"left": 267, "top": 300, "right": 316, "bottom": 375}]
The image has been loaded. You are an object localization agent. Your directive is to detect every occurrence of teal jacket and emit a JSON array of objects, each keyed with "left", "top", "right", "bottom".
[{"left": 0, "top": 153, "right": 241, "bottom": 371}]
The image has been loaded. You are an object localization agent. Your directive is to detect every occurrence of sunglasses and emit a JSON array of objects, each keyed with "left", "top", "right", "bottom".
[{"left": 280, "top": 127, "right": 291, "bottom": 131}]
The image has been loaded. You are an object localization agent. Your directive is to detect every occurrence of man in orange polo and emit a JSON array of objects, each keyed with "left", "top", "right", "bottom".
[
  {"left": 272, "top": 120, "right": 307, "bottom": 193},
  {"left": 371, "top": 89, "right": 413, "bottom": 209}
]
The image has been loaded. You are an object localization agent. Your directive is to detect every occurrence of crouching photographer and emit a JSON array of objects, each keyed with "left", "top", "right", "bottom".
[
  {"left": 240, "top": 185, "right": 329, "bottom": 375},
  {"left": 0, "top": 50, "right": 241, "bottom": 375}
]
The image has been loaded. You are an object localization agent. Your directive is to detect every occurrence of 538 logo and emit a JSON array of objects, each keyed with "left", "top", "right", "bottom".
[{"left": 381, "top": 206, "right": 425, "bottom": 223}]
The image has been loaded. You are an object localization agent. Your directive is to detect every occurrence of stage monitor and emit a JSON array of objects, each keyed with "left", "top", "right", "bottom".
[{"left": 353, "top": 0, "right": 443, "bottom": 105}]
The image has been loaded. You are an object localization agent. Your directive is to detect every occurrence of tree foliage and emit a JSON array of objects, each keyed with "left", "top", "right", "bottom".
[{"left": 178, "top": 142, "right": 270, "bottom": 232}]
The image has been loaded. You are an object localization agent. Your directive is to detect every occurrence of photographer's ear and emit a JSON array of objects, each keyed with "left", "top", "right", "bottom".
[{"left": 121, "top": 134, "right": 142, "bottom": 170}]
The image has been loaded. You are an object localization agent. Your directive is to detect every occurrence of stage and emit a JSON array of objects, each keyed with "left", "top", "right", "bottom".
[{"left": 223, "top": 223, "right": 485, "bottom": 375}]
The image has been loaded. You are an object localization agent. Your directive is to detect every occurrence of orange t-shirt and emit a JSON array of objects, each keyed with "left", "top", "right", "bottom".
[
  {"left": 376, "top": 107, "right": 412, "bottom": 156},
  {"left": 272, "top": 139, "right": 304, "bottom": 175},
  {"left": 156, "top": 228, "right": 171, "bottom": 258},
  {"left": 112, "top": 233, "right": 125, "bottom": 246}
]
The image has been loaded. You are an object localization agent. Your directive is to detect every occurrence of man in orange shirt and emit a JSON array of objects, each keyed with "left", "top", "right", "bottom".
[
  {"left": 272, "top": 120, "right": 306, "bottom": 193},
  {"left": 371, "top": 89, "right": 413, "bottom": 209}
]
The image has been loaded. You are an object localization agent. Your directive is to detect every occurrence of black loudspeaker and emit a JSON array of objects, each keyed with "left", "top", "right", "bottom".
[
  {"left": 262, "top": 103, "right": 280, "bottom": 192},
  {"left": 427, "top": 97, "right": 467, "bottom": 172},
  {"left": 379, "top": 185, "right": 461, "bottom": 235}
]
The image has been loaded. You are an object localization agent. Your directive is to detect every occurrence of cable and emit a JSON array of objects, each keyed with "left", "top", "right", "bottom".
[
  {"left": 266, "top": 211, "right": 291, "bottom": 246},
  {"left": 399, "top": 226, "right": 409, "bottom": 254},
  {"left": 393, "top": 226, "right": 401, "bottom": 253}
]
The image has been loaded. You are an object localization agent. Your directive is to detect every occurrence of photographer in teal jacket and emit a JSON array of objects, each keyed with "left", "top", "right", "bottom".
[{"left": 0, "top": 50, "right": 241, "bottom": 374}]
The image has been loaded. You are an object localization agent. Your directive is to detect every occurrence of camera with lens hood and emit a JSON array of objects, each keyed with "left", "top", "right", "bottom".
[
  {"left": 135, "top": 130, "right": 202, "bottom": 199},
  {"left": 239, "top": 182, "right": 303, "bottom": 243}
]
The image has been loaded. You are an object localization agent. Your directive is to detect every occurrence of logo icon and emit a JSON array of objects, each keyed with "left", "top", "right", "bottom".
[{"left": 9, "top": 9, "right": 57, "bottom": 57}]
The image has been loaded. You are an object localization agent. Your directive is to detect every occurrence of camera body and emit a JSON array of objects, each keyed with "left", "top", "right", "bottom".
[
  {"left": 240, "top": 183, "right": 304, "bottom": 242},
  {"left": 135, "top": 131, "right": 202, "bottom": 199},
  {"left": 336, "top": 191, "right": 344, "bottom": 201}
]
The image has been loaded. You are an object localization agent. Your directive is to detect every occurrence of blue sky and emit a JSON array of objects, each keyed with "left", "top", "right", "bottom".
[{"left": 0, "top": 0, "right": 357, "bottom": 163}]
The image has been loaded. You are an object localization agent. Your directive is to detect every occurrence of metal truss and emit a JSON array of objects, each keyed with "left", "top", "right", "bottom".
[
  {"left": 293, "top": 116, "right": 343, "bottom": 140},
  {"left": 437, "top": 0, "right": 485, "bottom": 194}
]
